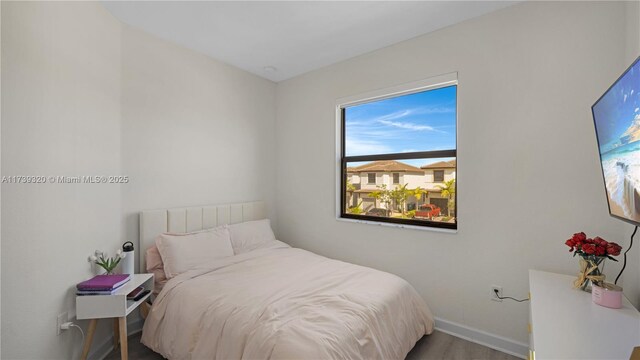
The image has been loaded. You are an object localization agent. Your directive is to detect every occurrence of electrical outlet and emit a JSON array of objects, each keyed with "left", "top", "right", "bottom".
[
  {"left": 491, "top": 285, "right": 503, "bottom": 302},
  {"left": 57, "top": 312, "right": 68, "bottom": 335}
]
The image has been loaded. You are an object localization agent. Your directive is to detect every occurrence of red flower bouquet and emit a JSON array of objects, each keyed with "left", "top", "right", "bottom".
[
  {"left": 565, "top": 232, "right": 622, "bottom": 292},
  {"left": 565, "top": 233, "right": 622, "bottom": 259}
]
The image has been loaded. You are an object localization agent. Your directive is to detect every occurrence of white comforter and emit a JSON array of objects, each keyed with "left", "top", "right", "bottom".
[{"left": 141, "top": 241, "right": 434, "bottom": 359}]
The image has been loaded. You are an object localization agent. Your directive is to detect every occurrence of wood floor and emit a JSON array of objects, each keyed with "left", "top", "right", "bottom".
[
  {"left": 105, "top": 330, "right": 521, "bottom": 360},
  {"left": 406, "top": 331, "right": 521, "bottom": 360}
]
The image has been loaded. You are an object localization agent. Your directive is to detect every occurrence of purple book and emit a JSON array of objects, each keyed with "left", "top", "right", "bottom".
[{"left": 77, "top": 274, "right": 130, "bottom": 291}]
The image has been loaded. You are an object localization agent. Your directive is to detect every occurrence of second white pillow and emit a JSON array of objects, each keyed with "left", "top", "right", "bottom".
[
  {"left": 227, "top": 219, "right": 276, "bottom": 255},
  {"left": 156, "top": 226, "right": 233, "bottom": 278}
]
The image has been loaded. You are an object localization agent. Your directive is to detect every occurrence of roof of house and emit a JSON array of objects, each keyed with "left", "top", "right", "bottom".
[
  {"left": 355, "top": 187, "right": 444, "bottom": 193},
  {"left": 421, "top": 159, "right": 456, "bottom": 169},
  {"left": 348, "top": 160, "right": 423, "bottom": 173}
]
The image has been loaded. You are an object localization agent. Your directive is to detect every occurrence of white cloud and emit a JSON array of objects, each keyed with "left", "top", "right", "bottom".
[
  {"left": 367, "top": 106, "right": 454, "bottom": 132},
  {"left": 375, "top": 110, "right": 413, "bottom": 122},
  {"left": 378, "top": 119, "right": 438, "bottom": 131},
  {"left": 624, "top": 94, "right": 628, "bottom": 103},
  {"left": 345, "top": 138, "right": 391, "bottom": 156},
  {"left": 361, "top": 130, "right": 403, "bottom": 139},
  {"left": 636, "top": 107, "right": 640, "bottom": 113},
  {"left": 373, "top": 106, "right": 454, "bottom": 123},
  {"left": 418, "top": 106, "right": 455, "bottom": 114}
]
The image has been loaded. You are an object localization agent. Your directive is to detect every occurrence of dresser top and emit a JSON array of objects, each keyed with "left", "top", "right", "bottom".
[{"left": 529, "top": 269, "right": 640, "bottom": 360}]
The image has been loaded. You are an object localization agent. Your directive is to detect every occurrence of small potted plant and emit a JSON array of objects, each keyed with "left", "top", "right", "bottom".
[
  {"left": 565, "top": 232, "right": 622, "bottom": 292},
  {"left": 88, "top": 249, "right": 126, "bottom": 275}
]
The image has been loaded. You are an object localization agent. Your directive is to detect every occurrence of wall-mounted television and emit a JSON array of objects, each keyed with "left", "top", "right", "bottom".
[{"left": 592, "top": 56, "right": 640, "bottom": 226}]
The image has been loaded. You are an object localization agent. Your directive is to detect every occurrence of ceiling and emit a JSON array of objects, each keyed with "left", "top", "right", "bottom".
[{"left": 102, "top": 1, "right": 517, "bottom": 82}]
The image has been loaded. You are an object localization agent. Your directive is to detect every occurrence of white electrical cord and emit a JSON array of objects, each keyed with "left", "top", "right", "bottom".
[
  {"left": 61, "top": 322, "right": 85, "bottom": 360},
  {"left": 69, "top": 324, "right": 85, "bottom": 346}
]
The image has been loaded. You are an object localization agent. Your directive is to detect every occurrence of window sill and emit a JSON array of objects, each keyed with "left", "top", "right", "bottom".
[{"left": 336, "top": 216, "right": 458, "bottom": 234}]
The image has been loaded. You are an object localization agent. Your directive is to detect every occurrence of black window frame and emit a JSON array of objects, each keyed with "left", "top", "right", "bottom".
[
  {"left": 367, "top": 173, "right": 376, "bottom": 184},
  {"left": 392, "top": 173, "right": 400, "bottom": 184},
  {"left": 339, "top": 87, "right": 457, "bottom": 230}
]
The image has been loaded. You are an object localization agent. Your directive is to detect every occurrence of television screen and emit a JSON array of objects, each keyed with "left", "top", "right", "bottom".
[{"left": 593, "top": 56, "right": 640, "bottom": 225}]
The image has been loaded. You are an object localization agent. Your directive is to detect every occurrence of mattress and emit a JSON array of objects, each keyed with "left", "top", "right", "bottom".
[{"left": 141, "top": 240, "right": 434, "bottom": 359}]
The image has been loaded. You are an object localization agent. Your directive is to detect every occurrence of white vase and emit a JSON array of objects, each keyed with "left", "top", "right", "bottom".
[{"left": 94, "top": 263, "right": 107, "bottom": 275}]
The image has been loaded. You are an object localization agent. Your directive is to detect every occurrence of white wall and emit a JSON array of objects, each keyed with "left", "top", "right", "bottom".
[
  {"left": 119, "top": 25, "right": 277, "bottom": 271},
  {"left": 1, "top": 2, "right": 276, "bottom": 359},
  {"left": 275, "top": 1, "right": 637, "bottom": 348},
  {"left": 2, "top": 1, "right": 638, "bottom": 358},
  {"left": 1, "top": 2, "right": 122, "bottom": 359},
  {"left": 399, "top": 172, "right": 423, "bottom": 189}
]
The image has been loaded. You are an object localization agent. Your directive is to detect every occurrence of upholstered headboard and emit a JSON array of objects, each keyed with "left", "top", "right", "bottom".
[{"left": 139, "top": 201, "right": 266, "bottom": 272}]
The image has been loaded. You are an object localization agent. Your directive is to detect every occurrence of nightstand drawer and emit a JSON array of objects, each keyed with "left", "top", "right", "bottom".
[{"left": 77, "top": 293, "right": 129, "bottom": 319}]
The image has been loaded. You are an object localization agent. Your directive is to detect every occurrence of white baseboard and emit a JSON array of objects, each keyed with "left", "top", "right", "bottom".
[
  {"left": 88, "top": 318, "right": 144, "bottom": 360},
  {"left": 434, "top": 317, "right": 528, "bottom": 359},
  {"left": 87, "top": 316, "right": 528, "bottom": 359}
]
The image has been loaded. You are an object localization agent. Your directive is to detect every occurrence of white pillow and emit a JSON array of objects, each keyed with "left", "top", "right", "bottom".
[
  {"left": 155, "top": 226, "right": 233, "bottom": 278},
  {"left": 227, "top": 219, "right": 276, "bottom": 254}
]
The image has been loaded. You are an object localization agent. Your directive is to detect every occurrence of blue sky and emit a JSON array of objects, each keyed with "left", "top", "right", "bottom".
[
  {"left": 593, "top": 59, "right": 640, "bottom": 153},
  {"left": 345, "top": 85, "right": 457, "bottom": 167}
]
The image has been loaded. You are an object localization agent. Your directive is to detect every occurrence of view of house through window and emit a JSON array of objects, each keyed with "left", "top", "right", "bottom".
[{"left": 340, "top": 84, "right": 457, "bottom": 229}]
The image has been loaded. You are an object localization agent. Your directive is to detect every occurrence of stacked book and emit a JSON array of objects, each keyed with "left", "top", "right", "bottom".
[{"left": 76, "top": 274, "right": 131, "bottom": 295}]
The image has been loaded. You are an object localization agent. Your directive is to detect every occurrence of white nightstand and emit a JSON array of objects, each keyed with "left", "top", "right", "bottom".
[{"left": 76, "top": 273, "right": 153, "bottom": 360}]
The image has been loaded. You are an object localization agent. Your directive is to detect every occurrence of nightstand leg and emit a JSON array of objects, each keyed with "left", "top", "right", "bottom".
[
  {"left": 80, "top": 319, "right": 97, "bottom": 360},
  {"left": 118, "top": 317, "right": 128, "bottom": 360},
  {"left": 113, "top": 318, "right": 120, "bottom": 349}
]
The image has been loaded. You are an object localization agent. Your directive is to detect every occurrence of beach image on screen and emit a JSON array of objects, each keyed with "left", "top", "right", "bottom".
[{"left": 593, "top": 59, "right": 640, "bottom": 223}]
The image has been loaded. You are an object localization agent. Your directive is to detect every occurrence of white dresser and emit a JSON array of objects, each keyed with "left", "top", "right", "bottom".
[{"left": 529, "top": 270, "right": 640, "bottom": 360}]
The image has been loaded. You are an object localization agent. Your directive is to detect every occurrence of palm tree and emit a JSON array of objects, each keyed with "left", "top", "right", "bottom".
[
  {"left": 348, "top": 200, "right": 363, "bottom": 214},
  {"left": 411, "top": 187, "right": 426, "bottom": 209},
  {"left": 436, "top": 179, "right": 456, "bottom": 217},
  {"left": 345, "top": 178, "right": 356, "bottom": 210},
  {"left": 346, "top": 178, "right": 355, "bottom": 192},
  {"left": 370, "top": 184, "right": 391, "bottom": 216},
  {"left": 390, "top": 184, "right": 412, "bottom": 216}
]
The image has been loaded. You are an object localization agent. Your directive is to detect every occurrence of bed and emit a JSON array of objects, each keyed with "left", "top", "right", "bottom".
[{"left": 139, "top": 201, "right": 434, "bottom": 359}]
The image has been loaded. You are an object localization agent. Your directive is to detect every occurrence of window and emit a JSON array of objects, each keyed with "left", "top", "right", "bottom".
[
  {"left": 433, "top": 170, "right": 444, "bottom": 182},
  {"left": 338, "top": 75, "right": 457, "bottom": 230}
]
